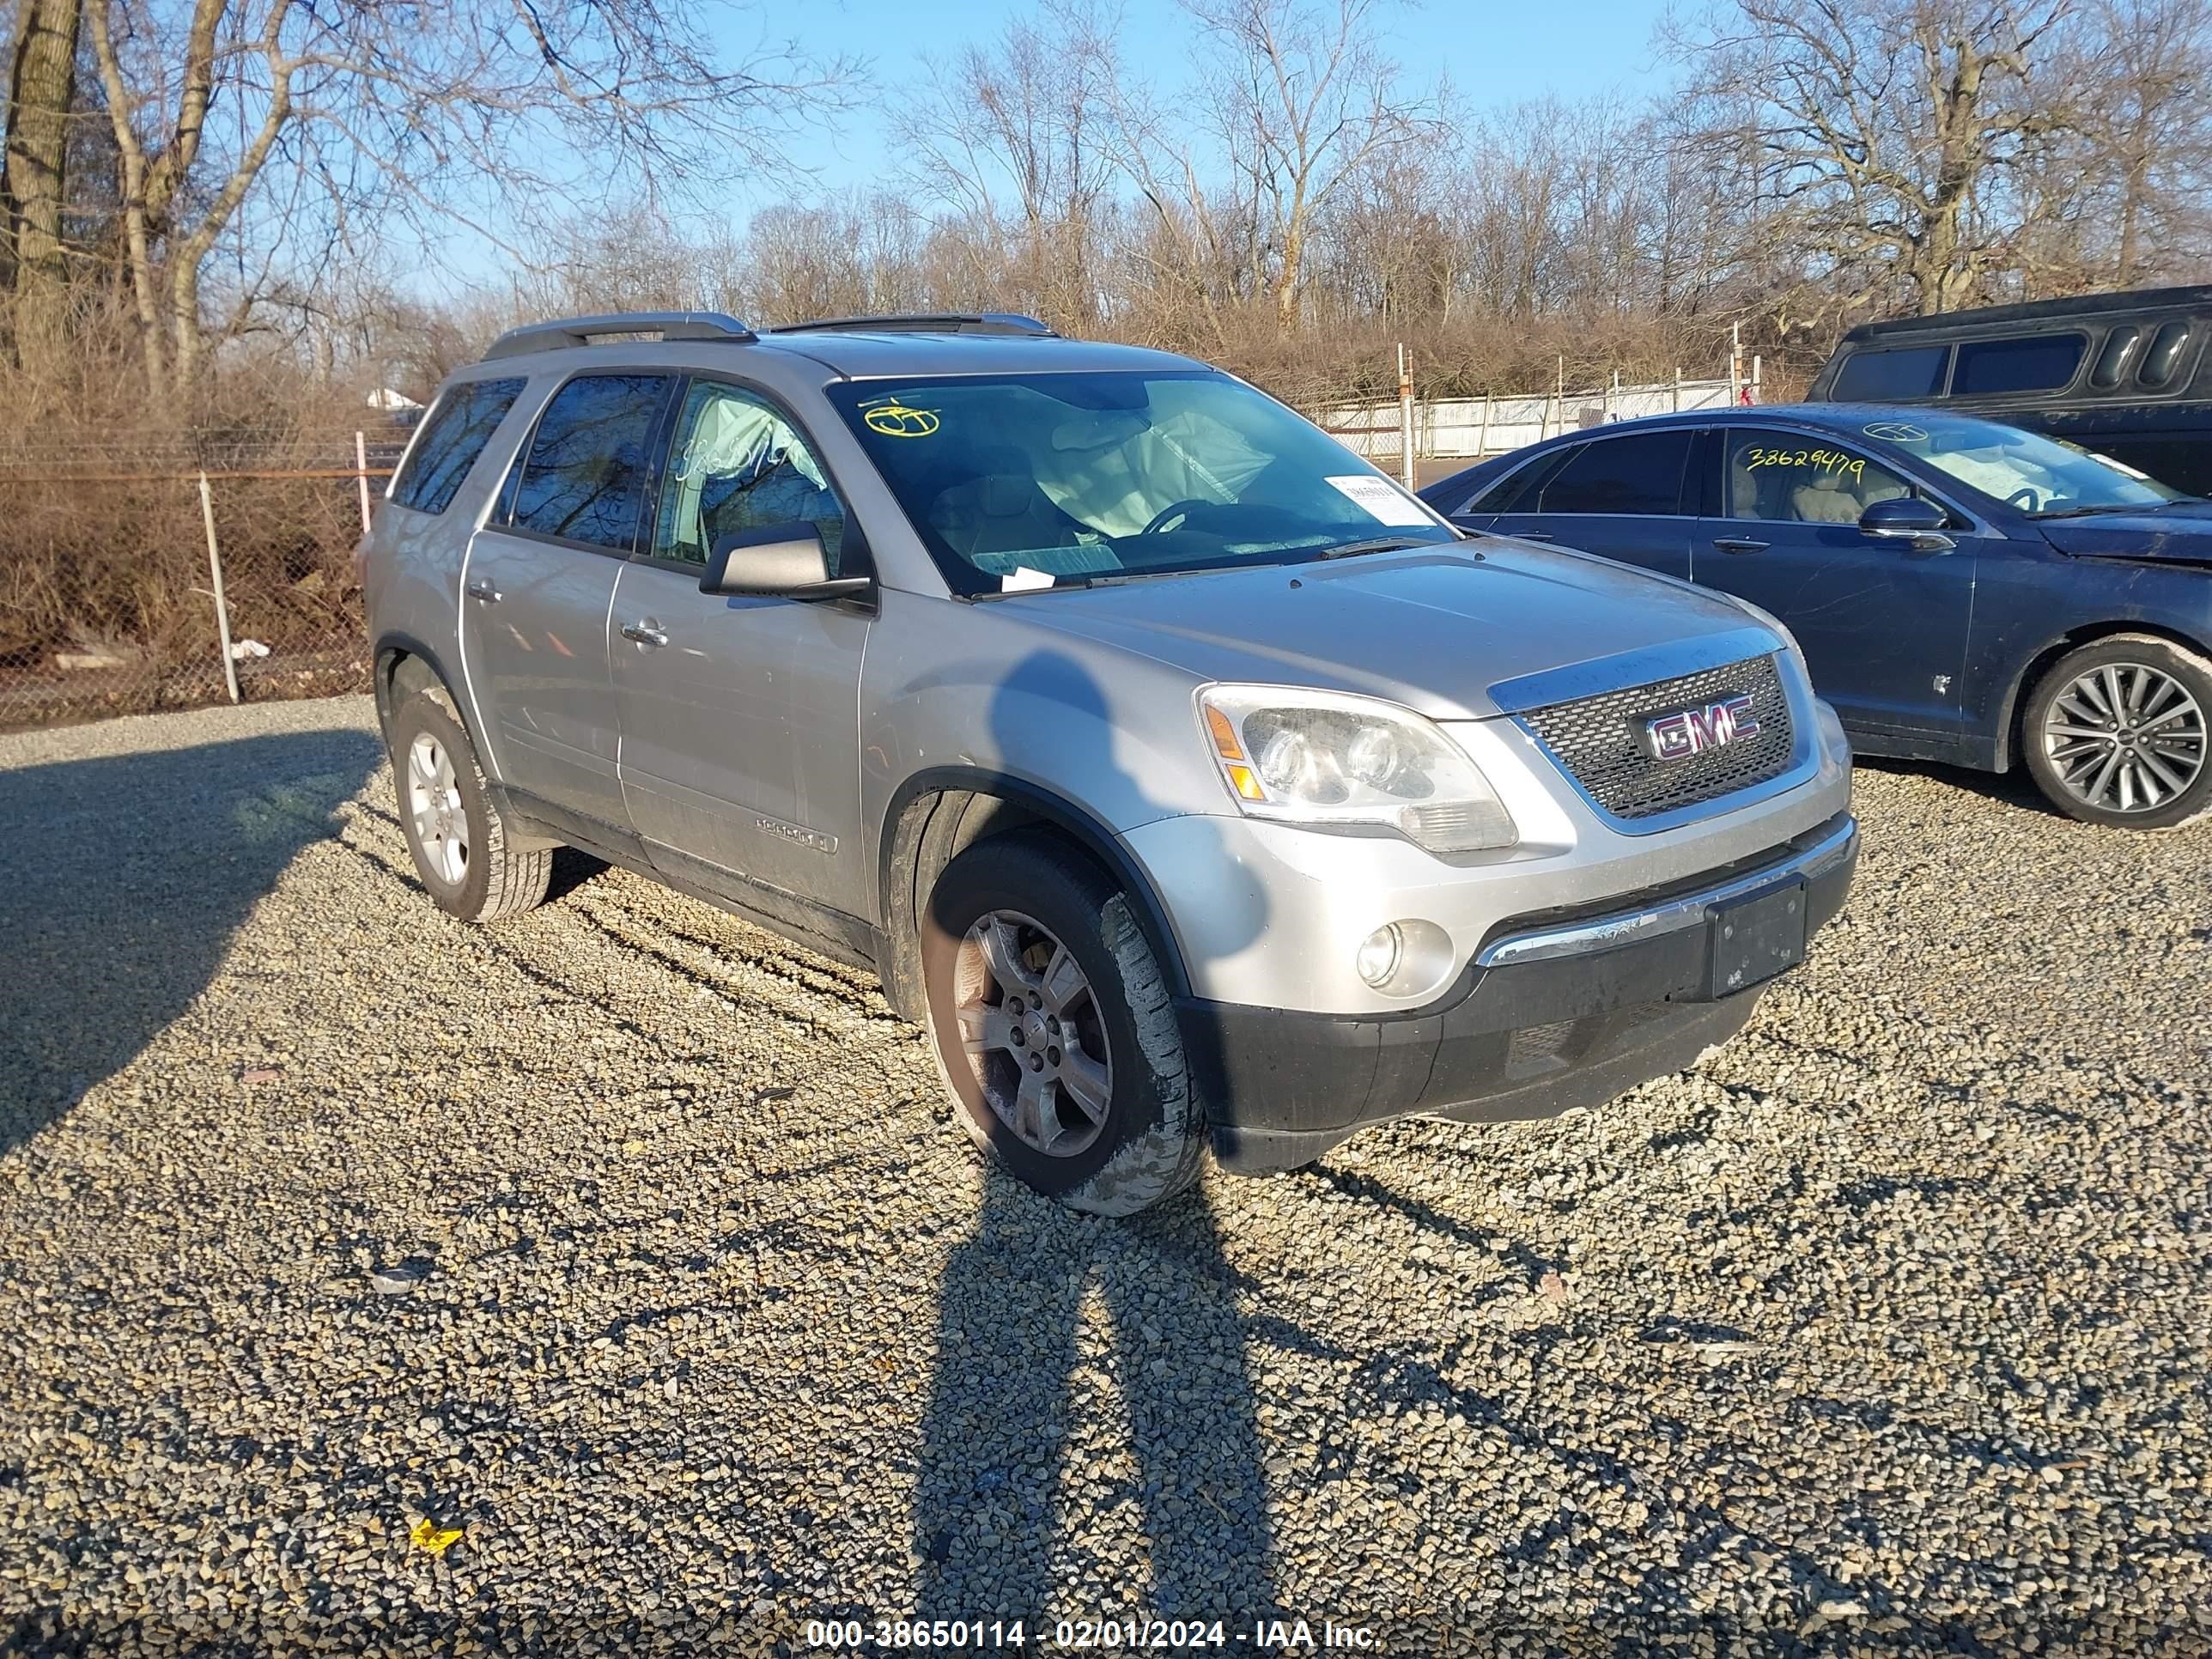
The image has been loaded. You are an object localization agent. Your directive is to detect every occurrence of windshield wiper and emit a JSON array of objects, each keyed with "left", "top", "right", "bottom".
[
  {"left": 1308, "top": 535, "right": 1436, "bottom": 562},
  {"left": 971, "top": 565, "right": 1195, "bottom": 597},
  {"left": 2030, "top": 499, "right": 2199, "bottom": 520}
]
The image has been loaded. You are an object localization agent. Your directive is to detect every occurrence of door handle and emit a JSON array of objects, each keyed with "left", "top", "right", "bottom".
[
  {"left": 1512, "top": 530, "right": 1555, "bottom": 542},
  {"left": 620, "top": 621, "right": 670, "bottom": 648},
  {"left": 1712, "top": 537, "right": 1771, "bottom": 555},
  {"left": 464, "top": 577, "right": 502, "bottom": 603}
]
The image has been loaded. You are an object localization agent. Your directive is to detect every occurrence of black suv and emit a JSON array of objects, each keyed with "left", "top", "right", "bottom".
[{"left": 1807, "top": 287, "right": 2211, "bottom": 495}]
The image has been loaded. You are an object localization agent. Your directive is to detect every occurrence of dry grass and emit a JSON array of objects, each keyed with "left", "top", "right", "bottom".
[{"left": 0, "top": 303, "right": 382, "bottom": 726}]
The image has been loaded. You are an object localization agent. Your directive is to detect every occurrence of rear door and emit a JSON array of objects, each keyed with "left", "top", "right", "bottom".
[
  {"left": 1689, "top": 425, "right": 1977, "bottom": 751},
  {"left": 1477, "top": 428, "right": 1698, "bottom": 580},
  {"left": 609, "top": 375, "right": 874, "bottom": 916},
  {"left": 458, "top": 371, "right": 676, "bottom": 831}
]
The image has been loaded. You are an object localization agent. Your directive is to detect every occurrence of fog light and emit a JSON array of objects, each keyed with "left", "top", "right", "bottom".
[{"left": 1356, "top": 923, "right": 1406, "bottom": 989}]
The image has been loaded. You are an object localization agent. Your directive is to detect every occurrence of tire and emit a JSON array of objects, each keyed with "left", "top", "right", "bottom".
[
  {"left": 386, "top": 690, "right": 554, "bottom": 920},
  {"left": 2021, "top": 635, "right": 2212, "bottom": 830},
  {"left": 920, "top": 833, "right": 1207, "bottom": 1217}
]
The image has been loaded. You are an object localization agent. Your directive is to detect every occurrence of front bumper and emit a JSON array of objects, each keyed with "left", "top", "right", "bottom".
[{"left": 1179, "top": 813, "right": 1857, "bottom": 1172}]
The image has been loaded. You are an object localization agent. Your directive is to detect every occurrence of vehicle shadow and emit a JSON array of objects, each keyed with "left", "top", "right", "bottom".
[
  {"left": 0, "top": 728, "right": 383, "bottom": 1161},
  {"left": 1850, "top": 752, "right": 2057, "bottom": 817},
  {"left": 909, "top": 649, "right": 1280, "bottom": 1630}
]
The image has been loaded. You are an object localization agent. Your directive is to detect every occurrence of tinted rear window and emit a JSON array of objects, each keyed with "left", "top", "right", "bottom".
[
  {"left": 1832, "top": 346, "right": 1950, "bottom": 401},
  {"left": 1533, "top": 431, "right": 1693, "bottom": 515},
  {"left": 2090, "top": 326, "right": 2142, "bottom": 389},
  {"left": 510, "top": 374, "right": 672, "bottom": 550},
  {"left": 1463, "top": 453, "right": 1559, "bottom": 514},
  {"left": 2140, "top": 320, "right": 2194, "bottom": 389},
  {"left": 390, "top": 378, "right": 526, "bottom": 514},
  {"left": 1952, "top": 333, "right": 2086, "bottom": 396}
]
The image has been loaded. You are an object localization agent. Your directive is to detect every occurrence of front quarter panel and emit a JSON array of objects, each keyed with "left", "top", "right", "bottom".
[
  {"left": 859, "top": 586, "right": 1229, "bottom": 923},
  {"left": 1966, "top": 538, "right": 2212, "bottom": 769}
]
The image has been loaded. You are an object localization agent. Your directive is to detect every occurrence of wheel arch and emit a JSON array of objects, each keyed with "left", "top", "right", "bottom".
[
  {"left": 877, "top": 768, "right": 1192, "bottom": 1023},
  {"left": 1996, "top": 620, "right": 2212, "bottom": 771},
  {"left": 374, "top": 634, "right": 472, "bottom": 743}
]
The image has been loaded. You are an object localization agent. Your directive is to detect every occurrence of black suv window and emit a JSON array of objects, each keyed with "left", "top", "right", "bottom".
[
  {"left": 1529, "top": 430, "right": 1692, "bottom": 515},
  {"left": 390, "top": 378, "right": 525, "bottom": 514},
  {"left": 1952, "top": 333, "right": 2086, "bottom": 396},
  {"left": 510, "top": 374, "right": 673, "bottom": 550},
  {"left": 2091, "top": 327, "right": 2142, "bottom": 389},
  {"left": 1832, "top": 345, "right": 1949, "bottom": 401},
  {"left": 2139, "top": 320, "right": 2194, "bottom": 389}
]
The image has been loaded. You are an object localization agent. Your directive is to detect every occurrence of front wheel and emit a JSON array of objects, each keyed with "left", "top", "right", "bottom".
[
  {"left": 2022, "top": 635, "right": 2212, "bottom": 829},
  {"left": 920, "top": 834, "right": 1207, "bottom": 1216}
]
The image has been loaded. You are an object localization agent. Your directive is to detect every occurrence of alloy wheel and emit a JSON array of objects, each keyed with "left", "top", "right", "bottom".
[
  {"left": 405, "top": 731, "right": 470, "bottom": 884},
  {"left": 2040, "top": 660, "right": 2208, "bottom": 816},
  {"left": 951, "top": 910, "right": 1115, "bottom": 1158}
]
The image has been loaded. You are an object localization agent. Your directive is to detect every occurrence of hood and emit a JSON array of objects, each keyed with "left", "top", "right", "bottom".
[
  {"left": 994, "top": 540, "right": 1781, "bottom": 720},
  {"left": 2037, "top": 503, "right": 2212, "bottom": 567}
]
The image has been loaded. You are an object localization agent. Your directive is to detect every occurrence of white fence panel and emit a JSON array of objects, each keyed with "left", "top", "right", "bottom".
[{"left": 1321, "top": 378, "right": 1741, "bottom": 463}]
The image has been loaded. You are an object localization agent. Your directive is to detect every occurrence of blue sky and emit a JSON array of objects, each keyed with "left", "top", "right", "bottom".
[
  {"left": 766, "top": 0, "right": 1674, "bottom": 204},
  {"left": 398, "top": 0, "right": 1675, "bottom": 295}
]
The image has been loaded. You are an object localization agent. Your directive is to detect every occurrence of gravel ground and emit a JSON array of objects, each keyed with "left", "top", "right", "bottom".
[{"left": 3, "top": 694, "right": 2209, "bottom": 1657}]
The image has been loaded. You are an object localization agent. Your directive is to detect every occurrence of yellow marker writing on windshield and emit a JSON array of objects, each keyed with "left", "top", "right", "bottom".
[{"left": 864, "top": 400, "right": 940, "bottom": 438}]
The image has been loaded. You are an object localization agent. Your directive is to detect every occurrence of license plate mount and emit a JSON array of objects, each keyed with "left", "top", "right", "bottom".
[{"left": 1705, "top": 878, "right": 1809, "bottom": 998}]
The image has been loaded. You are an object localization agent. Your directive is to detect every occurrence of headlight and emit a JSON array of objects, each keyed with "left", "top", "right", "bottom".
[{"left": 1197, "top": 685, "right": 1517, "bottom": 854}]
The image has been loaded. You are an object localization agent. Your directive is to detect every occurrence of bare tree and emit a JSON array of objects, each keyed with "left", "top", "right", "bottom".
[
  {"left": 80, "top": 0, "right": 860, "bottom": 391},
  {"left": 2075, "top": 0, "right": 2212, "bottom": 283},
  {"left": 1183, "top": 0, "right": 1431, "bottom": 331},
  {"left": 1666, "top": 0, "right": 2074, "bottom": 317},
  {"left": 907, "top": 0, "right": 1115, "bottom": 325},
  {"left": 2, "top": 0, "right": 83, "bottom": 352}
]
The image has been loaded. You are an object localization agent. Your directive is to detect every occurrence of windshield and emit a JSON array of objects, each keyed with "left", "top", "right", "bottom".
[
  {"left": 825, "top": 369, "right": 1453, "bottom": 595},
  {"left": 1861, "top": 412, "right": 2187, "bottom": 514}
]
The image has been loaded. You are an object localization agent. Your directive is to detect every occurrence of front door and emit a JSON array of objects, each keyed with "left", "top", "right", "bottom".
[
  {"left": 1690, "top": 426, "right": 1977, "bottom": 750},
  {"left": 610, "top": 377, "right": 873, "bottom": 915},
  {"left": 458, "top": 371, "right": 675, "bottom": 830}
]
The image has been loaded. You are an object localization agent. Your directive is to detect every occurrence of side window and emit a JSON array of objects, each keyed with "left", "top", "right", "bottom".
[
  {"left": 650, "top": 380, "right": 849, "bottom": 571},
  {"left": 390, "top": 378, "right": 525, "bottom": 514},
  {"left": 1532, "top": 430, "right": 1693, "bottom": 515},
  {"left": 1464, "top": 451, "right": 1559, "bottom": 514},
  {"left": 2090, "top": 326, "right": 2142, "bottom": 389},
  {"left": 511, "top": 373, "right": 672, "bottom": 550},
  {"left": 2138, "top": 320, "right": 2194, "bottom": 390},
  {"left": 1723, "top": 430, "right": 1915, "bottom": 525},
  {"left": 1831, "top": 345, "right": 1949, "bottom": 401},
  {"left": 1952, "top": 333, "right": 2085, "bottom": 396}
]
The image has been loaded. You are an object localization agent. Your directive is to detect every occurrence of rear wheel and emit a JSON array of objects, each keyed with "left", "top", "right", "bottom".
[
  {"left": 386, "top": 691, "right": 554, "bottom": 919},
  {"left": 2023, "top": 636, "right": 2212, "bottom": 830},
  {"left": 921, "top": 834, "right": 1206, "bottom": 1216}
]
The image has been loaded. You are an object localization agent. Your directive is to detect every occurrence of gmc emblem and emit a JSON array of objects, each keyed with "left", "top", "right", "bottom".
[{"left": 1644, "top": 694, "right": 1759, "bottom": 762}]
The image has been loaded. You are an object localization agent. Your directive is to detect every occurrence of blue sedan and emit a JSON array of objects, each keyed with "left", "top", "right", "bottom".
[{"left": 1419, "top": 405, "right": 2212, "bottom": 829}]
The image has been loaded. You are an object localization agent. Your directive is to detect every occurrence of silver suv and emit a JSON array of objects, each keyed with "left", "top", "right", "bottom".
[{"left": 362, "top": 311, "right": 1858, "bottom": 1215}]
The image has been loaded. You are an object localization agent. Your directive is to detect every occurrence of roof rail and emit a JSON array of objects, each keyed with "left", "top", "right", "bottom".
[
  {"left": 482, "top": 311, "right": 757, "bottom": 362},
  {"left": 765, "top": 313, "right": 1060, "bottom": 338}
]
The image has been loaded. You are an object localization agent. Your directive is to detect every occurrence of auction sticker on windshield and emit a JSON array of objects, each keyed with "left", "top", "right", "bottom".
[{"left": 1326, "top": 474, "right": 1431, "bottom": 526}]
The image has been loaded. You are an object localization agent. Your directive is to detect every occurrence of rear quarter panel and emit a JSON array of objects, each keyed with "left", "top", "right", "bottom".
[{"left": 363, "top": 374, "right": 553, "bottom": 738}]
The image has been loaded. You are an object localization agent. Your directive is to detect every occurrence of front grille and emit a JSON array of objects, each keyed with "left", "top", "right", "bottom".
[{"left": 1519, "top": 655, "right": 1796, "bottom": 821}]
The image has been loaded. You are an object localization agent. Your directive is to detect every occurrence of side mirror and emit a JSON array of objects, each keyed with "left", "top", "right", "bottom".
[
  {"left": 1858, "top": 495, "right": 1955, "bottom": 554},
  {"left": 701, "top": 522, "right": 870, "bottom": 599}
]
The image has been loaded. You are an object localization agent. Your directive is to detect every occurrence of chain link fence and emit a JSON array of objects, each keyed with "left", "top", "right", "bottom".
[
  {"left": 0, "top": 429, "right": 406, "bottom": 729},
  {"left": 0, "top": 353, "right": 1755, "bottom": 730}
]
